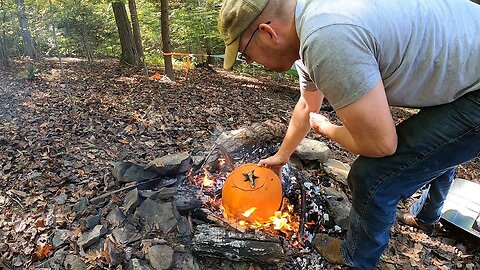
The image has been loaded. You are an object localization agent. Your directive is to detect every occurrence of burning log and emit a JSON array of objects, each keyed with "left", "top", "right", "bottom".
[
  {"left": 191, "top": 224, "right": 285, "bottom": 266},
  {"left": 207, "top": 120, "right": 287, "bottom": 166}
]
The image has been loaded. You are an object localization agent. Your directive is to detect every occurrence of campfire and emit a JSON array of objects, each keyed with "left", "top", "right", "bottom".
[
  {"left": 102, "top": 120, "right": 341, "bottom": 268},
  {"left": 189, "top": 161, "right": 301, "bottom": 240}
]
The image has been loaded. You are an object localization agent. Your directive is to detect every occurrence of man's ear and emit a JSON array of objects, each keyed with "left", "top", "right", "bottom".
[{"left": 259, "top": 22, "right": 277, "bottom": 40}]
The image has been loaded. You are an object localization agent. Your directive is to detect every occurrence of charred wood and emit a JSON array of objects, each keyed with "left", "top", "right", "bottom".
[{"left": 191, "top": 224, "right": 285, "bottom": 266}]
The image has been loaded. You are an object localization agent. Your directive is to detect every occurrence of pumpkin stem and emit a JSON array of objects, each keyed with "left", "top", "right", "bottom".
[{"left": 243, "top": 170, "right": 259, "bottom": 188}]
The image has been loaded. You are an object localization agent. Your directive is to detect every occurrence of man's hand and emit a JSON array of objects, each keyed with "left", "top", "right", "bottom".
[
  {"left": 258, "top": 154, "right": 289, "bottom": 177},
  {"left": 309, "top": 112, "right": 332, "bottom": 136}
]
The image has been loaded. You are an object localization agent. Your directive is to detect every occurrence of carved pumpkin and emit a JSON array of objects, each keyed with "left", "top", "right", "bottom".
[{"left": 222, "top": 163, "right": 283, "bottom": 223}]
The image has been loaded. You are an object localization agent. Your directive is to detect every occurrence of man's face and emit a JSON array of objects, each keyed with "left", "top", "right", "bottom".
[{"left": 238, "top": 23, "right": 298, "bottom": 72}]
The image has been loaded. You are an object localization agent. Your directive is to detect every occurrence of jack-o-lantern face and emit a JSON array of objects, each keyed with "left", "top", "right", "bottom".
[{"left": 221, "top": 163, "right": 283, "bottom": 223}]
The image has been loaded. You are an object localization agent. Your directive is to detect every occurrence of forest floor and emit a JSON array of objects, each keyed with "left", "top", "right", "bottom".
[{"left": 0, "top": 58, "right": 479, "bottom": 269}]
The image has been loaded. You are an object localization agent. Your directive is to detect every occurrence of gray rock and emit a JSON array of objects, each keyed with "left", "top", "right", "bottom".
[
  {"left": 64, "top": 254, "right": 87, "bottom": 270},
  {"left": 112, "top": 222, "right": 141, "bottom": 245},
  {"left": 191, "top": 155, "right": 206, "bottom": 167},
  {"left": 107, "top": 207, "right": 126, "bottom": 227},
  {"left": 52, "top": 230, "right": 72, "bottom": 249},
  {"left": 324, "top": 187, "right": 351, "bottom": 229},
  {"left": 294, "top": 138, "right": 331, "bottom": 163},
  {"left": 134, "top": 198, "right": 177, "bottom": 233},
  {"left": 88, "top": 237, "right": 105, "bottom": 253},
  {"left": 139, "top": 187, "right": 177, "bottom": 201},
  {"left": 73, "top": 197, "right": 89, "bottom": 213},
  {"left": 174, "top": 253, "right": 199, "bottom": 270},
  {"left": 176, "top": 216, "right": 193, "bottom": 238},
  {"left": 113, "top": 161, "right": 160, "bottom": 183},
  {"left": 77, "top": 225, "right": 107, "bottom": 249},
  {"left": 323, "top": 159, "right": 350, "bottom": 186},
  {"left": 54, "top": 193, "right": 68, "bottom": 205},
  {"left": 173, "top": 188, "right": 202, "bottom": 212},
  {"left": 288, "top": 154, "right": 304, "bottom": 170},
  {"left": 146, "top": 245, "right": 174, "bottom": 270},
  {"left": 124, "top": 188, "right": 140, "bottom": 213},
  {"left": 145, "top": 152, "right": 192, "bottom": 176},
  {"left": 79, "top": 212, "right": 101, "bottom": 231},
  {"left": 128, "top": 258, "right": 153, "bottom": 270}
]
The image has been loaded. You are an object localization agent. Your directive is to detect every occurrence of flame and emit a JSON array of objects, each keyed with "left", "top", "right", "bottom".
[
  {"left": 202, "top": 168, "right": 215, "bottom": 187},
  {"left": 241, "top": 207, "right": 257, "bottom": 217},
  {"left": 193, "top": 159, "right": 302, "bottom": 246},
  {"left": 270, "top": 211, "right": 292, "bottom": 231},
  {"left": 218, "top": 158, "right": 226, "bottom": 166}
]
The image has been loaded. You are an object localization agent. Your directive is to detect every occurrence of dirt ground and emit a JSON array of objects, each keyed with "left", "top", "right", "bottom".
[{"left": 0, "top": 58, "right": 478, "bottom": 269}]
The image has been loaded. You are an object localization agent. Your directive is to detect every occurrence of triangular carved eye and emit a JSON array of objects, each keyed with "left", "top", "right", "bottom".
[{"left": 243, "top": 170, "right": 259, "bottom": 188}]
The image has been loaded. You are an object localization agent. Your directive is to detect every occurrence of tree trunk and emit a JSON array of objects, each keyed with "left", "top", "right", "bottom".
[
  {"left": 75, "top": 0, "right": 94, "bottom": 62},
  {"left": 0, "top": 0, "right": 9, "bottom": 67},
  {"left": 198, "top": 0, "right": 213, "bottom": 64},
  {"left": 112, "top": 1, "right": 140, "bottom": 66},
  {"left": 160, "top": 0, "right": 174, "bottom": 80},
  {"left": 14, "top": 0, "right": 37, "bottom": 58},
  {"left": 0, "top": 37, "right": 8, "bottom": 68},
  {"left": 128, "top": 0, "right": 143, "bottom": 59}
]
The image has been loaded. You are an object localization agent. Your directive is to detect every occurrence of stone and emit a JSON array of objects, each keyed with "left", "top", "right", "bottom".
[
  {"left": 324, "top": 187, "right": 351, "bottom": 230},
  {"left": 146, "top": 245, "right": 174, "bottom": 270},
  {"left": 293, "top": 138, "right": 331, "bottom": 163},
  {"left": 79, "top": 212, "right": 101, "bottom": 231},
  {"left": 88, "top": 237, "right": 105, "bottom": 253},
  {"left": 64, "top": 254, "right": 87, "bottom": 270},
  {"left": 323, "top": 159, "right": 351, "bottom": 186},
  {"left": 52, "top": 229, "right": 72, "bottom": 249},
  {"left": 124, "top": 188, "right": 140, "bottom": 213},
  {"left": 54, "top": 193, "right": 68, "bottom": 205},
  {"left": 107, "top": 207, "right": 126, "bottom": 227},
  {"left": 139, "top": 187, "right": 177, "bottom": 201},
  {"left": 113, "top": 161, "right": 160, "bottom": 183},
  {"left": 173, "top": 187, "right": 202, "bottom": 213},
  {"left": 134, "top": 198, "right": 177, "bottom": 233},
  {"left": 174, "top": 253, "right": 199, "bottom": 270},
  {"left": 73, "top": 197, "right": 89, "bottom": 213},
  {"left": 128, "top": 258, "right": 153, "bottom": 270},
  {"left": 77, "top": 225, "right": 107, "bottom": 249},
  {"left": 112, "top": 222, "right": 141, "bottom": 245},
  {"left": 176, "top": 216, "right": 193, "bottom": 238},
  {"left": 145, "top": 152, "right": 192, "bottom": 176}
]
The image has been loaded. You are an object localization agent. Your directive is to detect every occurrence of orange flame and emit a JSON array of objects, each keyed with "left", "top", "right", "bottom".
[
  {"left": 218, "top": 158, "right": 226, "bottom": 166},
  {"left": 242, "top": 207, "right": 257, "bottom": 217},
  {"left": 202, "top": 168, "right": 214, "bottom": 187}
]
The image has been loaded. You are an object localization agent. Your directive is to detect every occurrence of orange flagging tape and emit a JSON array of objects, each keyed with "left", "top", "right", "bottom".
[{"left": 162, "top": 52, "right": 209, "bottom": 79}]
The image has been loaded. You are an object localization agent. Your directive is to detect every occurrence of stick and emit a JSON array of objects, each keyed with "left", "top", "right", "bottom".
[{"left": 89, "top": 176, "right": 176, "bottom": 204}]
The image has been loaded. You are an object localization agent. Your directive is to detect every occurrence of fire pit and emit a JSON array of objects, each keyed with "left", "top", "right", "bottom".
[{"left": 182, "top": 121, "right": 341, "bottom": 268}]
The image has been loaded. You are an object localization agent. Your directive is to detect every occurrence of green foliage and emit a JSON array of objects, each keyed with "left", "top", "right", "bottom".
[
  {"left": 0, "top": 0, "right": 288, "bottom": 79},
  {"left": 17, "top": 63, "right": 39, "bottom": 80}
]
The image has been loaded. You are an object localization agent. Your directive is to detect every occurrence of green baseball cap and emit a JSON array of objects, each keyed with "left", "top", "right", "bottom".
[{"left": 218, "top": 0, "right": 269, "bottom": 69}]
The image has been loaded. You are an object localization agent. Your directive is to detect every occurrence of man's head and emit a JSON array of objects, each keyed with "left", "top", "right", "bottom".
[
  {"left": 218, "top": 0, "right": 300, "bottom": 72},
  {"left": 218, "top": 0, "right": 269, "bottom": 70}
]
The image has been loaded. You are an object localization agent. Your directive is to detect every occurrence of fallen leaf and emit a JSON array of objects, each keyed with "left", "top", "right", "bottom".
[{"left": 33, "top": 244, "right": 52, "bottom": 260}]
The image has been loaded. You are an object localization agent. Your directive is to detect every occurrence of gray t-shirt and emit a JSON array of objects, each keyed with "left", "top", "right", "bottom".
[{"left": 295, "top": 0, "right": 480, "bottom": 110}]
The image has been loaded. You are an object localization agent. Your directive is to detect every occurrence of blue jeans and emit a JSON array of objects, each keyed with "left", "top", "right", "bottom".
[{"left": 340, "top": 90, "right": 480, "bottom": 269}]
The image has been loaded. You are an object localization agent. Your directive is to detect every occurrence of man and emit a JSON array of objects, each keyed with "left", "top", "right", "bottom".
[{"left": 218, "top": 0, "right": 480, "bottom": 269}]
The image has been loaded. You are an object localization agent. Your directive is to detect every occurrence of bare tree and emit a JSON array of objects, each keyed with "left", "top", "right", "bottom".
[
  {"left": 14, "top": 0, "right": 37, "bottom": 58},
  {"left": 74, "top": 0, "right": 94, "bottom": 62},
  {"left": 160, "top": 0, "right": 174, "bottom": 80},
  {"left": 112, "top": 1, "right": 140, "bottom": 66},
  {"left": 128, "top": 0, "right": 143, "bottom": 59},
  {"left": 0, "top": 0, "right": 9, "bottom": 67}
]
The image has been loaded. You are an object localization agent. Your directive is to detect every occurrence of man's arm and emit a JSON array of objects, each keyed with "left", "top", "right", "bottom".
[
  {"left": 259, "top": 90, "right": 324, "bottom": 167},
  {"left": 310, "top": 79, "right": 397, "bottom": 157}
]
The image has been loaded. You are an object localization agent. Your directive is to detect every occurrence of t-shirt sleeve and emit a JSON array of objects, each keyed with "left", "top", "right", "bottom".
[
  {"left": 295, "top": 60, "right": 318, "bottom": 92},
  {"left": 301, "top": 24, "right": 381, "bottom": 110}
]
